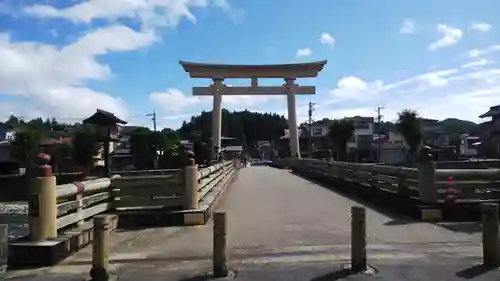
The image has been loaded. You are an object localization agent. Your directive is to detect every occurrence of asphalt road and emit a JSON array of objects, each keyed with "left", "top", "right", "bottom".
[{"left": 6, "top": 166, "right": 496, "bottom": 280}]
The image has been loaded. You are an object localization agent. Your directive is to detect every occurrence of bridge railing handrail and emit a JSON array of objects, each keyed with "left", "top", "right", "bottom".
[
  {"left": 56, "top": 177, "right": 113, "bottom": 229},
  {"left": 197, "top": 161, "right": 234, "bottom": 202},
  {"left": 27, "top": 160, "right": 238, "bottom": 242},
  {"left": 110, "top": 169, "right": 181, "bottom": 176},
  {"left": 289, "top": 158, "right": 500, "bottom": 204}
]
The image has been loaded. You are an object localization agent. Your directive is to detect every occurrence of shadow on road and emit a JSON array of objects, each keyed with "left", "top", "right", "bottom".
[
  {"left": 178, "top": 272, "right": 214, "bottom": 281},
  {"left": 310, "top": 268, "right": 352, "bottom": 281},
  {"left": 383, "top": 219, "right": 416, "bottom": 226},
  {"left": 296, "top": 172, "right": 414, "bottom": 224},
  {"left": 311, "top": 266, "right": 376, "bottom": 281},
  {"left": 290, "top": 170, "right": 485, "bottom": 234},
  {"left": 456, "top": 263, "right": 496, "bottom": 279},
  {"left": 436, "top": 222, "right": 482, "bottom": 234}
]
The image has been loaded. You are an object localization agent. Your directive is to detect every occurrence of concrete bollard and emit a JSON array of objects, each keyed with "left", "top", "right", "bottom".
[
  {"left": 416, "top": 147, "right": 437, "bottom": 204},
  {"left": 28, "top": 163, "right": 57, "bottom": 241},
  {"left": 351, "top": 206, "right": 366, "bottom": 271},
  {"left": 184, "top": 158, "right": 199, "bottom": 209},
  {"left": 213, "top": 212, "right": 228, "bottom": 277},
  {"left": 90, "top": 215, "right": 111, "bottom": 281},
  {"left": 481, "top": 203, "right": 500, "bottom": 267}
]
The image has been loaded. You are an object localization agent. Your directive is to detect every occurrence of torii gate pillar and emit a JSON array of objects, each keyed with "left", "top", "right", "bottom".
[
  {"left": 285, "top": 78, "right": 300, "bottom": 158},
  {"left": 212, "top": 79, "right": 223, "bottom": 153}
]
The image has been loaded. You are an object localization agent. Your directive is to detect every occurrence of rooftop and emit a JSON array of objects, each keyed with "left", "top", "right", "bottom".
[
  {"left": 479, "top": 105, "right": 500, "bottom": 118},
  {"left": 83, "top": 109, "right": 127, "bottom": 126}
]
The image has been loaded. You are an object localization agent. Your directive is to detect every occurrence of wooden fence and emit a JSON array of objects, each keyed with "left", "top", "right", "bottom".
[
  {"left": 111, "top": 171, "right": 184, "bottom": 209},
  {"left": 56, "top": 178, "right": 113, "bottom": 229},
  {"left": 110, "top": 161, "right": 234, "bottom": 210},
  {"left": 292, "top": 159, "right": 500, "bottom": 205},
  {"left": 26, "top": 161, "right": 237, "bottom": 241}
]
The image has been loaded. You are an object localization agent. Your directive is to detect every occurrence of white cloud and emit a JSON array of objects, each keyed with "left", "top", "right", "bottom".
[
  {"left": 22, "top": 0, "right": 237, "bottom": 29},
  {"left": 461, "top": 59, "right": 494, "bottom": 69},
  {"left": 428, "top": 24, "right": 463, "bottom": 51},
  {"left": 0, "top": 1, "right": 239, "bottom": 123},
  {"left": 330, "top": 76, "right": 383, "bottom": 101},
  {"left": 316, "top": 60, "right": 500, "bottom": 123},
  {"left": 400, "top": 19, "right": 415, "bottom": 34},
  {"left": 468, "top": 49, "right": 481, "bottom": 58},
  {"left": 149, "top": 89, "right": 200, "bottom": 111},
  {"left": 471, "top": 23, "right": 491, "bottom": 33},
  {"left": 467, "top": 44, "right": 500, "bottom": 58},
  {"left": 296, "top": 48, "right": 312, "bottom": 58},
  {"left": 0, "top": 25, "right": 157, "bottom": 120},
  {"left": 320, "top": 33, "right": 335, "bottom": 47}
]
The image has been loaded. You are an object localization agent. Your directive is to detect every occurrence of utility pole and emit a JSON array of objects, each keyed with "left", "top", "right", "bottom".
[
  {"left": 375, "top": 105, "right": 384, "bottom": 162},
  {"left": 308, "top": 101, "right": 315, "bottom": 158},
  {"left": 146, "top": 110, "right": 157, "bottom": 131}
]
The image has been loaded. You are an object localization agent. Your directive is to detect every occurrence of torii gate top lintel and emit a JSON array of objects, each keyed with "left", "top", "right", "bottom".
[{"left": 179, "top": 60, "right": 327, "bottom": 79}]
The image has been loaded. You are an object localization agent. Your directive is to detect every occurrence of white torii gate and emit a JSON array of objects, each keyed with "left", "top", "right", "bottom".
[{"left": 179, "top": 60, "right": 327, "bottom": 159}]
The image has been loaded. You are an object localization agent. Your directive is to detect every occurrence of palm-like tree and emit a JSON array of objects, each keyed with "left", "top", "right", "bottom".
[
  {"left": 395, "top": 109, "right": 423, "bottom": 164},
  {"left": 327, "top": 118, "right": 355, "bottom": 161}
]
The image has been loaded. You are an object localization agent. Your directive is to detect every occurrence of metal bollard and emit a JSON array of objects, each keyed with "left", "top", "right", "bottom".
[
  {"left": 90, "top": 215, "right": 111, "bottom": 281},
  {"left": 351, "top": 206, "right": 366, "bottom": 271},
  {"left": 482, "top": 203, "right": 500, "bottom": 267},
  {"left": 213, "top": 212, "right": 228, "bottom": 277}
]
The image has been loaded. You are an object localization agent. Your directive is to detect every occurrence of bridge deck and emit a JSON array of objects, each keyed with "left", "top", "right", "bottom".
[{"left": 12, "top": 167, "right": 495, "bottom": 280}]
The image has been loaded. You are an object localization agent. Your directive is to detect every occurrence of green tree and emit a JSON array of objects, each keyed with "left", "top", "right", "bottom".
[
  {"left": 129, "top": 127, "right": 154, "bottom": 170},
  {"left": 72, "top": 127, "right": 101, "bottom": 175},
  {"left": 5, "top": 115, "right": 20, "bottom": 128},
  {"left": 161, "top": 128, "right": 180, "bottom": 148},
  {"left": 177, "top": 109, "right": 288, "bottom": 145},
  {"left": 327, "top": 118, "right": 355, "bottom": 161},
  {"left": 10, "top": 129, "right": 41, "bottom": 171},
  {"left": 45, "top": 143, "right": 72, "bottom": 174},
  {"left": 395, "top": 109, "right": 423, "bottom": 163}
]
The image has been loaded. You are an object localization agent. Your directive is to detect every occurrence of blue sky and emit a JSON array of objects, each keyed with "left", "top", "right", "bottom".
[{"left": 0, "top": 0, "right": 499, "bottom": 130}]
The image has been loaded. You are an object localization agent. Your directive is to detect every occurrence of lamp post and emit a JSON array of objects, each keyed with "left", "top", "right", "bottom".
[{"left": 82, "top": 109, "right": 127, "bottom": 178}]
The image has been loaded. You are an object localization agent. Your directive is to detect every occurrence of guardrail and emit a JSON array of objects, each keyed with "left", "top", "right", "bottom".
[
  {"left": 111, "top": 161, "right": 234, "bottom": 210},
  {"left": 56, "top": 178, "right": 113, "bottom": 230},
  {"left": 25, "top": 160, "right": 237, "bottom": 242},
  {"left": 279, "top": 158, "right": 500, "bottom": 205},
  {"left": 110, "top": 169, "right": 181, "bottom": 176}
]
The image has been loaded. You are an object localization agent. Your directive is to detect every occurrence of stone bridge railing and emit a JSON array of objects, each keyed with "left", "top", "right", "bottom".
[
  {"left": 273, "top": 158, "right": 500, "bottom": 206},
  {"left": 25, "top": 160, "right": 237, "bottom": 243}
]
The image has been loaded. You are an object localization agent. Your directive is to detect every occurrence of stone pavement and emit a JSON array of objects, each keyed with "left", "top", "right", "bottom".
[{"left": 4, "top": 167, "right": 499, "bottom": 280}]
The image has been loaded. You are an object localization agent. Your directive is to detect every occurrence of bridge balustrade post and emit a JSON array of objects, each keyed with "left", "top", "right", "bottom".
[
  {"left": 213, "top": 211, "right": 228, "bottom": 277},
  {"left": 351, "top": 206, "right": 366, "bottom": 272},
  {"left": 481, "top": 203, "right": 500, "bottom": 267},
  {"left": 184, "top": 158, "right": 199, "bottom": 209},
  {"left": 28, "top": 158, "right": 57, "bottom": 241},
  {"left": 397, "top": 170, "right": 410, "bottom": 198},
  {"left": 416, "top": 146, "right": 437, "bottom": 204},
  {"left": 90, "top": 215, "right": 111, "bottom": 281}
]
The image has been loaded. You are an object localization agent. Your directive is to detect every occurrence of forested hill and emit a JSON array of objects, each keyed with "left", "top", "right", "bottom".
[{"left": 176, "top": 109, "right": 288, "bottom": 144}]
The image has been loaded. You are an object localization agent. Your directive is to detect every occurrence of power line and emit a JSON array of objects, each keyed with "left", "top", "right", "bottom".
[
  {"left": 375, "top": 105, "right": 384, "bottom": 162},
  {"left": 146, "top": 110, "right": 157, "bottom": 131},
  {"left": 308, "top": 101, "right": 316, "bottom": 158}
]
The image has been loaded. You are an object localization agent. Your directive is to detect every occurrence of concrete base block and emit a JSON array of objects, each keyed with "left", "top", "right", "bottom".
[
  {"left": 9, "top": 215, "right": 118, "bottom": 268},
  {"left": 170, "top": 167, "right": 238, "bottom": 226}
]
